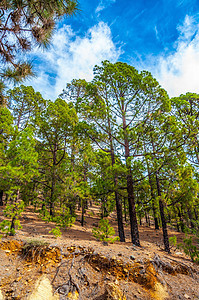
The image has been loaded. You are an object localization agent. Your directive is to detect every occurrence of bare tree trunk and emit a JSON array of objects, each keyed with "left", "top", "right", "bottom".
[
  {"left": 122, "top": 112, "right": 140, "bottom": 246},
  {"left": 0, "top": 190, "right": 3, "bottom": 206},
  {"left": 145, "top": 152, "right": 159, "bottom": 230},
  {"left": 155, "top": 171, "right": 170, "bottom": 253},
  {"left": 108, "top": 115, "right": 125, "bottom": 242}
]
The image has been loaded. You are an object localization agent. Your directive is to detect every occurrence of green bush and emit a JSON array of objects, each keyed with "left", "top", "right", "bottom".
[
  {"left": 0, "top": 201, "right": 24, "bottom": 236},
  {"left": 178, "top": 236, "right": 199, "bottom": 263},
  {"left": 49, "top": 227, "right": 62, "bottom": 238},
  {"left": 169, "top": 235, "right": 177, "bottom": 248},
  {"left": 92, "top": 219, "right": 119, "bottom": 244},
  {"left": 39, "top": 206, "right": 75, "bottom": 228}
]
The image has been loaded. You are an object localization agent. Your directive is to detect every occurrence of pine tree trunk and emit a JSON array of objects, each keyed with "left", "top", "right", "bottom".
[
  {"left": 155, "top": 171, "right": 170, "bottom": 253},
  {"left": 108, "top": 115, "right": 125, "bottom": 242},
  {"left": 122, "top": 112, "right": 140, "bottom": 246},
  {"left": 145, "top": 156, "right": 159, "bottom": 230},
  {"left": 9, "top": 215, "right": 16, "bottom": 236},
  {"left": 81, "top": 199, "right": 84, "bottom": 227},
  {"left": 50, "top": 180, "right": 55, "bottom": 217},
  {"left": 123, "top": 197, "right": 127, "bottom": 223},
  {"left": 127, "top": 173, "right": 140, "bottom": 246},
  {"left": 0, "top": 190, "right": 3, "bottom": 206}
]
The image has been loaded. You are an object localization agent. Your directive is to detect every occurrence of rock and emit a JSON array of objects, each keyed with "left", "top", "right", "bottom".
[
  {"left": 67, "top": 291, "right": 79, "bottom": 299},
  {"left": 103, "top": 241, "right": 108, "bottom": 246},
  {"left": 0, "top": 290, "right": 4, "bottom": 300},
  {"left": 28, "top": 275, "right": 59, "bottom": 300},
  {"left": 132, "top": 246, "right": 137, "bottom": 251},
  {"left": 184, "top": 294, "right": 191, "bottom": 299},
  {"left": 130, "top": 255, "right": 135, "bottom": 260},
  {"left": 175, "top": 252, "right": 183, "bottom": 256},
  {"left": 105, "top": 282, "right": 126, "bottom": 300}
]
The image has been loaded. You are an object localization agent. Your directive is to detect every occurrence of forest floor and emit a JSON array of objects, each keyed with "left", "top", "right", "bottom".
[{"left": 0, "top": 205, "right": 198, "bottom": 300}]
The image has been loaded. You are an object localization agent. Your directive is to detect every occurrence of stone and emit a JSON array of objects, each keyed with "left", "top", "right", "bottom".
[
  {"left": 132, "top": 246, "right": 137, "bottom": 251},
  {"left": 184, "top": 294, "right": 191, "bottom": 299},
  {"left": 103, "top": 241, "right": 108, "bottom": 246},
  {"left": 0, "top": 290, "right": 4, "bottom": 300},
  {"left": 28, "top": 275, "right": 59, "bottom": 300},
  {"left": 105, "top": 282, "right": 126, "bottom": 300},
  {"left": 130, "top": 255, "right": 135, "bottom": 260}
]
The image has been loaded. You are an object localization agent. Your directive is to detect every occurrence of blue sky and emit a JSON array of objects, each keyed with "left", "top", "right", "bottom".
[{"left": 27, "top": 0, "right": 199, "bottom": 99}]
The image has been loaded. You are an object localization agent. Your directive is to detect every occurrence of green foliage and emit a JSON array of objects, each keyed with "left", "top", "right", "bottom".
[
  {"left": 169, "top": 235, "right": 177, "bottom": 247},
  {"left": 178, "top": 236, "right": 199, "bottom": 263},
  {"left": 92, "top": 219, "right": 119, "bottom": 243},
  {"left": 39, "top": 206, "right": 75, "bottom": 228},
  {"left": 0, "top": 0, "right": 78, "bottom": 102},
  {"left": 53, "top": 207, "right": 76, "bottom": 228},
  {"left": 7, "top": 85, "right": 46, "bottom": 130},
  {"left": 49, "top": 227, "right": 62, "bottom": 238},
  {"left": 0, "top": 200, "right": 24, "bottom": 236}
]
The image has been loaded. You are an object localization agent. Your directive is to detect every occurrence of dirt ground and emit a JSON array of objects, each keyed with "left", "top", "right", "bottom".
[{"left": 0, "top": 205, "right": 198, "bottom": 299}]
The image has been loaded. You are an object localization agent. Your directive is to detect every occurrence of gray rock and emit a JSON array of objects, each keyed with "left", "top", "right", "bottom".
[{"left": 130, "top": 255, "right": 135, "bottom": 260}]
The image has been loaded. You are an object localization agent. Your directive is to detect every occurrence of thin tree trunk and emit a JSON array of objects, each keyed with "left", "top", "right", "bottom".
[
  {"left": 108, "top": 114, "right": 125, "bottom": 242},
  {"left": 9, "top": 215, "right": 16, "bottom": 236},
  {"left": 81, "top": 199, "right": 84, "bottom": 226},
  {"left": 0, "top": 190, "right": 3, "bottom": 206},
  {"left": 122, "top": 111, "right": 140, "bottom": 246},
  {"left": 123, "top": 197, "right": 127, "bottom": 223},
  {"left": 155, "top": 171, "right": 170, "bottom": 253},
  {"left": 145, "top": 152, "right": 159, "bottom": 230}
]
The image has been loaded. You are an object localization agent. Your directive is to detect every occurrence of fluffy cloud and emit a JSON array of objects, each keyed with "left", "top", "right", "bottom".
[
  {"left": 154, "top": 15, "right": 199, "bottom": 97},
  {"left": 26, "top": 22, "right": 121, "bottom": 99}
]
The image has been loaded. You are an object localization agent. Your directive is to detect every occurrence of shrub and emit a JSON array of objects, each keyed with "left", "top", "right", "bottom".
[
  {"left": 169, "top": 235, "right": 177, "bottom": 248},
  {"left": 178, "top": 236, "right": 199, "bottom": 263},
  {"left": 0, "top": 200, "right": 24, "bottom": 236},
  {"left": 49, "top": 227, "right": 62, "bottom": 238},
  {"left": 92, "top": 219, "right": 119, "bottom": 244}
]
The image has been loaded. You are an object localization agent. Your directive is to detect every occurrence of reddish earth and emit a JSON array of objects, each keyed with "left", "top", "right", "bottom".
[{"left": 0, "top": 205, "right": 198, "bottom": 299}]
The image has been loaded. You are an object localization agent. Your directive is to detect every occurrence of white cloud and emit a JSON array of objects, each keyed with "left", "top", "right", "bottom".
[
  {"left": 95, "top": 0, "right": 116, "bottom": 13},
  {"left": 153, "top": 15, "right": 199, "bottom": 97},
  {"left": 26, "top": 22, "right": 121, "bottom": 99}
]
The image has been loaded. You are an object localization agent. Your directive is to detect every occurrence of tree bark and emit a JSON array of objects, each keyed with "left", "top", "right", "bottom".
[
  {"left": 122, "top": 112, "right": 140, "bottom": 246},
  {"left": 155, "top": 171, "right": 170, "bottom": 253},
  {"left": 145, "top": 151, "right": 159, "bottom": 230},
  {"left": 108, "top": 115, "right": 125, "bottom": 242},
  {"left": 0, "top": 190, "right": 3, "bottom": 206}
]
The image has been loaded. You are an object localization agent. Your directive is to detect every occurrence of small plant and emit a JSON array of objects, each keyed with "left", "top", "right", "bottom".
[
  {"left": 39, "top": 206, "right": 75, "bottom": 228},
  {"left": 87, "top": 211, "right": 95, "bottom": 217},
  {"left": 92, "top": 219, "right": 119, "bottom": 244},
  {"left": 49, "top": 227, "right": 62, "bottom": 238},
  {"left": 169, "top": 235, "right": 177, "bottom": 248},
  {"left": 178, "top": 236, "right": 199, "bottom": 263},
  {"left": 0, "top": 200, "right": 24, "bottom": 236},
  {"left": 23, "top": 239, "right": 49, "bottom": 250}
]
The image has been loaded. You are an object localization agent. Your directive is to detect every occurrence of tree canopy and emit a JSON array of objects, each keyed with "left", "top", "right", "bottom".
[
  {"left": 0, "top": 0, "right": 78, "bottom": 103},
  {"left": 0, "top": 61, "right": 199, "bottom": 257}
]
